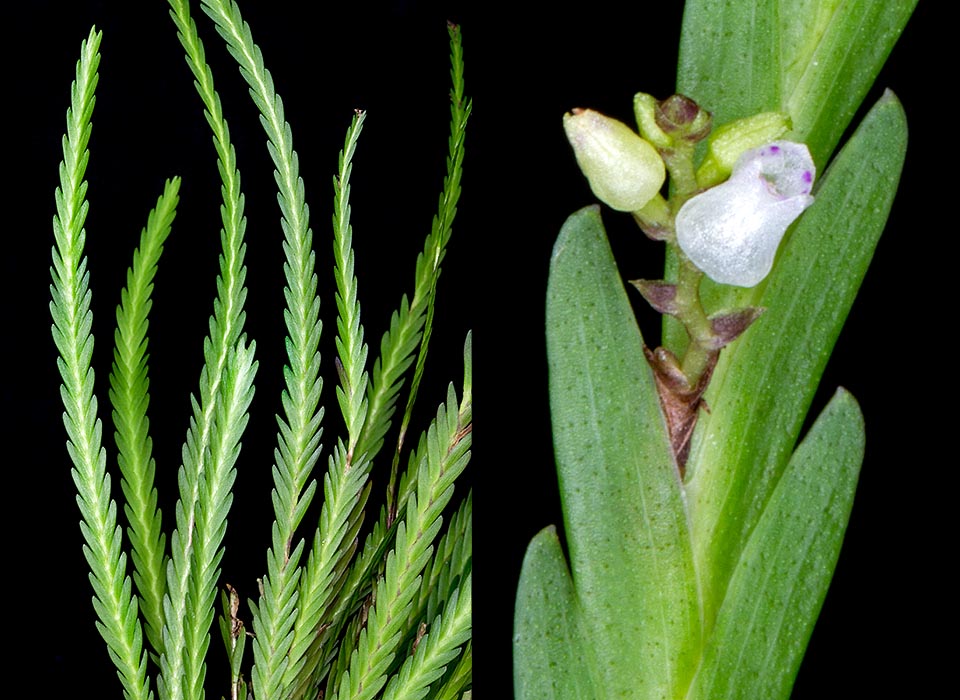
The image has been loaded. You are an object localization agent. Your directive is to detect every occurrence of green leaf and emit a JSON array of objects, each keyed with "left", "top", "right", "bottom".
[
  {"left": 546, "top": 206, "right": 699, "bottom": 698},
  {"left": 677, "top": 0, "right": 781, "bottom": 127},
  {"left": 779, "top": 0, "right": 917, "bottom": 166},
  {"left": 110, "top": 177, "right": 179, "bottom": 662},
  {"left": 685, "top": 91, "right": 907, "bottom": 629},
  {"left": 687, "top": 389, "right": 864, "bottom": 700},
  {"left": 677, "top": 0, "right": 916, "bottom": 164},
  {"left": 513, "top": 527, "right": 597, "bottom": 700}
]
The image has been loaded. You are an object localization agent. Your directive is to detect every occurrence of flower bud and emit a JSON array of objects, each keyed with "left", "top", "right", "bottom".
[
  {"left": 676, "top": 141, "right": 815, "bottom": 288},
  {"left": 634, "top": 93, "right": 712, "bottom": 149},
  {"left": 563, "top": 108, "right": 666, "bottom": 212},
  {"left": 696, "top": 112, "right": 791, "bottom": 188}
]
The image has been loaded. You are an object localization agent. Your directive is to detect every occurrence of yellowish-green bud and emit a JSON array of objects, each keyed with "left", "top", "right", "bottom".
[
  {"left": 633, "top": 93, "right": 672, "bottom": 149},
  {"left": 563, "top": 108, "right": 666, "bottom": 212},
  {"left": 697, "top": 112, "right": 792, "bottom": 188}
]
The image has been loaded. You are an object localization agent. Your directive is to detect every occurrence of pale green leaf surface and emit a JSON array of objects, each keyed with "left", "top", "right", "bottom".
[
  {"left": 677, "top": 0, "right": 915, "bottom": 162},
  {"left": 513, "top": 526, "right": 597, "bottom": 700},
  {"left": 779, "top": 0, "right": 917, "bottom": 166},
  {"left": 686, "top": 389, "right": 863, "bottom": 700},
  {"left": 677, "top": 0, "right": 781, "bottom": 127},
  {"left": 684, "top": 91, "right": 907, "bottom": 628},
  {"left": 547, "top": 206, "right": 699, "bottom": 699}
]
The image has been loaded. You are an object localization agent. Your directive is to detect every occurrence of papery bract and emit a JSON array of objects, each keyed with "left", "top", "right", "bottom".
[
  {"left": 563, "top": 108, "right": 666, "bottom": 211},
  {"left": 676, "top": 141, "right": 815, "bottom": 287}
]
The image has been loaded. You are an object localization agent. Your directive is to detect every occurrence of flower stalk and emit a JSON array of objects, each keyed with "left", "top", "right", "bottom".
[{"left": 568, "top": 95, "right": 810, "bottom": 468}]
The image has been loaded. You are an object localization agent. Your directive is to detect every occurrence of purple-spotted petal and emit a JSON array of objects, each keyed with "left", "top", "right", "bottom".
[{"left": 676, "top": 141, "right": 816, "bottom": 287}]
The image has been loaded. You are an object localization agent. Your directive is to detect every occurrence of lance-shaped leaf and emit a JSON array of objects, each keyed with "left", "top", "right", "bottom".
[
  {"left": 514, "top": 526, "right": 597, "bottom": 700},
  {"left": 684, "top": 92, "right": 907, "bottom": 629},
  {"left": 677, "top": 0, "right": 916, "bottom": 162},
  {"left": 686, "top": 389, "right": 864, "bottom": 700},
  {"left": 545, "top": 206, "right": 700, "bottom": 698}
]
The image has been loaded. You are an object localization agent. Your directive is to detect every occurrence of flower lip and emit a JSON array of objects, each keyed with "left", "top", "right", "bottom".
[{"left": 675, "top": 140, "right": 816, "bottom": 288}]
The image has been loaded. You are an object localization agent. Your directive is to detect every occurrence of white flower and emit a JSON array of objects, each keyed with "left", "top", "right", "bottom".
[{"left": 676, "top": 141, "right": 815, "bottom": 287}]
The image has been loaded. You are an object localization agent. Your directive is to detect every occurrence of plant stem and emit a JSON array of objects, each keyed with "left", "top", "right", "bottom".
[{"left": 673, "top": 251, "right": 714, "bottom": 386}]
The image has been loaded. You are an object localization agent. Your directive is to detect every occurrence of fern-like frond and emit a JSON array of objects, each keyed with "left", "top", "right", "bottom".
[
  {"left": 320, "top": 333, "right": 472, "bottom": 698},
  {"left": 50, "top": 27, "right": 153, "bottom": 700},
  {"left": 190, "top": 3, "right": 328, "bottom": 698},
  {"left": 327, "top": 509, "right": 435, "bottom": 700},
  {"left": 272, "top": 111, "right": 380, "bottom": 700},
  {"left": 302, "top": 498, "right": 399, "bottom": 699},
  {"left": 328, "top": 367, "right": 473, "bottom": 700},
  {"left": 283, "top": 445, "right": 375, "bottom": 700},
  {"left": 183, "top": 337, "right": 258, "bottom": 700},
  {"left": 388, "top": 23, "right": 472, "bottom": 513},
  {"left": 109, "top": 177, "right": 180, "bottom": 662},
  {"left": 355, "top": 25, "right": 471, "bottom": 493},
  {"left": 397, "top": 332, "right": 472, "bottom": 517},
  {"left": 380, "top": 574, "right": 472, "bottom": 700},
  {"left": 333, "top": 110, "right": 371, "bottom": 456},
  {"left": 429, "top": 641, "right": 471, "bottom": 700},
  {"left": 408, "top": 493, "right": 472, "bottom": 642},
  {"left": 320, "top": 594, "right": 372, "bottom": 700},
  {"left": 160, "top": 3, "right": 251, "bottom": 699},
  {"left": 352, "top": 295, "right": 421, "bottom": 461}
]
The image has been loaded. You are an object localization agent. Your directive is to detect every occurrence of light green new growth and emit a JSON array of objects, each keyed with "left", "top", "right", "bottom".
[
  {"left": 357, "top": 24, "right": 472, "bottom": 474},
  {"left": 51, "top": 5, "right": 471, "bottom": 699},
  {"left": 275, "top": 113, "right": 372, "bottom": 700},
  {"left": 334, "top": 111, "right": 371, "bottom": 454},
  {"left": 49, "top": 27, "right": 152, "bottom": 700},
  {"left": 388, "top": 23, "right": 472, "bottom": 515},
  {"left": 380, "top": 575, "right": 472, "bottom": 700},
  {"left": 187, "top": 2, "right": 329, "bottom": 698},
  {"left": 109, "top": 177, "right": 180, "bottom": 661},
  {"left": 161, "top": 2, "right": 255, "bottom": 699},
  {"left": 329, "top": 350, "right": 473, "bottom": 700}
]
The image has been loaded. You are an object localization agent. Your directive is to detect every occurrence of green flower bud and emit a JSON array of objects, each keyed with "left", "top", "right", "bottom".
[
  {"left": 696, "top": 111, "right": 792, "bottom": 188},
  {"left": 634, "top": 93, "right": 713, "bottom": 149},
  {"left": 633, "top": 93, "right": 672, "bottom": 149},
  {"left": 563, "top": 108, "right": 666, "bottom": 212}
]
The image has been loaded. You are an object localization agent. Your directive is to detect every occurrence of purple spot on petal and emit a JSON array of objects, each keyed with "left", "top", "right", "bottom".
[
  {"left": 769, "top": 145, "right": 780, "bottom": 153},
  {"left": 802, "top": 171, "right": 812, "bottom": 183}
]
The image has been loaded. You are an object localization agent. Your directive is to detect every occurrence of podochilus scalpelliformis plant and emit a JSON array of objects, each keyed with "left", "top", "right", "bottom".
[
  {"left": 514, "top": 1, "right": 916, "bottom": 699},
  {"left": 48, "top": 2, "right": 472, "bottom": 699}
]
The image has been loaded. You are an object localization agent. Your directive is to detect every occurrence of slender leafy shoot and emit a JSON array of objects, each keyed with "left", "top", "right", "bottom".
[{"left": 50, "top": 6, "right": 472, "bottom": 699}]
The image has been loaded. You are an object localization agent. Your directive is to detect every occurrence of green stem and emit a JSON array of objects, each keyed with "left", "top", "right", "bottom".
[
  {"left": 672, "top": 250, "right": 715, "bottom": 385},
  {"left": 661, "top": 142, "right": 699, "bottom": 200}
]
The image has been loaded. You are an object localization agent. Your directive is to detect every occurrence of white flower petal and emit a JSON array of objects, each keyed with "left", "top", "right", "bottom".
[{"left": 676, "top": 141, "right": 815, "bottom": 287}]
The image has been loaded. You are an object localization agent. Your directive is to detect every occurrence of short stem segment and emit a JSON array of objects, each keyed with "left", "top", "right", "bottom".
[
  {"left": 673, "top": 250, "right": 715, "bottom": 387},
  {"left": 661, "top": 142, "right": 699, "bottom": 201}
]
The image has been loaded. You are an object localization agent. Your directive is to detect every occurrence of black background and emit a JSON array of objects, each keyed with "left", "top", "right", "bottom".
[{"left": 9, "top": 1, "right": 943, "bottom": 696}]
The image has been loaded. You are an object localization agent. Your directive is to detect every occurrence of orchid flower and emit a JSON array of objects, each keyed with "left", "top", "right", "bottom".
[{"left": 676, "top": 140, "right": 816, "bottom": 287}]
